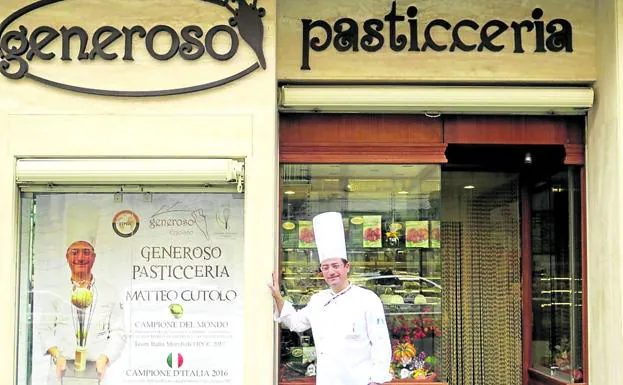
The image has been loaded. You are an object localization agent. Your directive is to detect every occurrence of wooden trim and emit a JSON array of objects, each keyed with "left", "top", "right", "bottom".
[
  {"left": 528, "top": 368, "right": 585, "bottom": 385},
  {"left": 280, "top": 380, "right": 447, "bottom": 385},
  {"left": 280, "top": 114, "right": 443, "bottom": 143},
  {"left": 280, "top": 144, "right": 448, "bottom": 164},
  {"left": 564, "top": 144, "right": 585, "bottom": 165},
  {"left": 443, "top": 116, "right": 584, "bottom": 145},
  {"left": 580, "top": 167, "right": 588, "bottom": 383},
  {"left": 521, "top": 181, "right": 533, "bottom": 385},
  {"left": 280, "top": 378, "right": 316, "bottom": 385},
  {"left": 280, "top": 115, "right": 585, "bottom": 164},
  {"left": 444, "top": 116, "right": 571, "bottom": 145},
  {"left": 280, "top": 114, "right": 446, "bottom": 164},
  {"left": 566, "top": 116, "right": 586, "bottom": 145}
]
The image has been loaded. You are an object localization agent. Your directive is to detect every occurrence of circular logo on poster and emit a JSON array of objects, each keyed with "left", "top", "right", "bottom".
[
  {"left": 350, "top": 216, "right": 364, "bottom": 225},
  {"left": 282, "top": 221, "right": 295, "bottom": 230},
  {"left": 112, "top": 210, "right": 140, "bottom": 238}
]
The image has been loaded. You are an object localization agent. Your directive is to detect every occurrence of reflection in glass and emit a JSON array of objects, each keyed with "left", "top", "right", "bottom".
[
  {"left": 440, "top": 171, "right": 522, "bottom": 385},
  {"left": 531, "top": 168, "right": 583, "bottom": 383},
  {"left": 279, "top": 164, "right": 443, "bottom": 383}
]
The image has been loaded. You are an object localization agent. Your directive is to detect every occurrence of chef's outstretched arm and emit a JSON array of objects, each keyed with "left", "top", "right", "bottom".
[
  {"left": 268, "top": 271, "right": 312, "bottom": 332},
  {"left": 268, "top": 271, "right": 285, "bottom": 313},
  {"left": 366, "top": 296, "right": 393, "bottom": 384}
]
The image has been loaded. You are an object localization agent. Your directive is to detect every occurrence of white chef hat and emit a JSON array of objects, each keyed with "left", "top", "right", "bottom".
[
  {"left": 312, "top": 212, "right": 347, "bottom": 263},
  {"left": 64, "top": 200, "right": 99, "bottom": 250}
]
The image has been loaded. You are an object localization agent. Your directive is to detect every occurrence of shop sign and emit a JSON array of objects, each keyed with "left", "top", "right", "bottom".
[
  {"left": 277, "top": 0, "right": 595, "bottom": 83},
  {"left": 301, "top": 2, "right": 572, "bottom": 70},
  {"left": 0, "top": 0, "right": 267, "bottom": 96}
]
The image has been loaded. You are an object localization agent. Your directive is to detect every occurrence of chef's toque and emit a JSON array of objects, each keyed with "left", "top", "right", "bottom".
[
  {"left": 64, "top": 200, "right": 100, "bottom": 249},
  {"left": 312, "top": 212, "right": 347, "bottom": 263}
]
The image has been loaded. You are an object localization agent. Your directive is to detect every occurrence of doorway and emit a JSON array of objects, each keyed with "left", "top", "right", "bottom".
[
  {"left": 441, "top": 170, "right": 522, "bottom": 385},
  {"left": 440, "top": 144, "right": 585, "bottom": 385}
]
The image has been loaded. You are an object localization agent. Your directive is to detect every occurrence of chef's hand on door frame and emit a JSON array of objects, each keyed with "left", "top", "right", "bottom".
[{"left": 268, "top": 270, "right": 285, "bottom": 313}]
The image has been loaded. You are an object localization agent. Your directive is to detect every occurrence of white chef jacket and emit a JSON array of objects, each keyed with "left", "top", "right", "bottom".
[
  {"left": 276, "top": 284, "right": 392, "bottom": 385},
  {"left": 34, "top": 277, "right": 127, "bottom": 384}
]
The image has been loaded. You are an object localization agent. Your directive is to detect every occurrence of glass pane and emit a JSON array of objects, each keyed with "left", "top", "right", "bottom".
[
  {"left": 16, "top": 193, "right": 35, "bottom": 385},
  {"left": 570, "top": 168, "right": 583, "bottom": 382},
  {"left": 439, "top": 171, "right": 522, "bottom": 385},
  {"left": 278, "top": 164, "right": 443, "bottom": 383},
  {"left": 531, "top": 168, "right": 584, "bottom": 382},
  {"left": 16, "top": 192, "right": 244, "bottom": 385}
]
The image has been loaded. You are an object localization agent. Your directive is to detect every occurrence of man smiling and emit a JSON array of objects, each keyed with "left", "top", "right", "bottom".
[
  {"left": 66, "top": 241, "right": 97, "bottom": 282},
  {"left": 37, "top": 221, "right": 126, "bottom": 385},
  {"left": 270, "top": 212, "right": 392, "bottom": 385}
]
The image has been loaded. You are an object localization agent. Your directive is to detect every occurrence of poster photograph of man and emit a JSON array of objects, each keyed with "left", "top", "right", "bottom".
[
  {"left": 28, "top": 193, "right": 244, "bottom": 385},
  {"left": 33, "top": 200, "right": 126, "bottom": 385}
]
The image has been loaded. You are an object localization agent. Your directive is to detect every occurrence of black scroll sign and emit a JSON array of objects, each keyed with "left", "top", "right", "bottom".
[{"left": 0, "top": 0, "right": 267, "bottom": 97}]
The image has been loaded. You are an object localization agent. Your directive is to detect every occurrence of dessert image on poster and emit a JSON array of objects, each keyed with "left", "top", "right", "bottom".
[
  {"left": 281, "top": 220, "right": 298, "bottom": 249},
  {"left": 348, "top": 216, "right": 364, "bottom": 247},
  {"left": 405, "top": 221, "right": 430, "bottom": 248},
  {"left": 362, "top": 215, "right": 382, "bottom": 248},
  {"left": 430, "top": 220, "right": 441, "bottom": 248},
  {"left": 298, "top": 220, "right": 316, "bottom": 248}
]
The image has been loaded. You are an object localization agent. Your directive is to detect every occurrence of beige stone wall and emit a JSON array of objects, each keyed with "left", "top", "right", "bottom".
[
  {"left": 278, "top": 0, "right": 595, "bottom": 83},
  {"left": 0, "top": 1, "right": 278, "bottom": 384},
  {"left": 0, "top": 1, "right": 613, "bottom": 384},
  {"left": 587, "top": 0, "right": 623, "bottom": 383}
]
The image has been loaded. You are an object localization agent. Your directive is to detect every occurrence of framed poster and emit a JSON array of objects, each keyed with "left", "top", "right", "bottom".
[{"left": 21, "top": 192, "right": 244, "bottom": 385}]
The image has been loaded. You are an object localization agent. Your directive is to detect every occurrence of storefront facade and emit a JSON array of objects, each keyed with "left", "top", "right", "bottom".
[
  {"left": 0, "top": 1, "right": 278, "bottom": 385},
  {"left": 0, "top": 0, "right": 620, "bottom": 385}
]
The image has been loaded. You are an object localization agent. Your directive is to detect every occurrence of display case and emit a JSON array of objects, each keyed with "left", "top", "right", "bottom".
[
  {"left": 530, "top": 168, "right": 584, "bottom": 383},
  {"left": 278, "top": 164, "right": 443, "bottom": 384}
]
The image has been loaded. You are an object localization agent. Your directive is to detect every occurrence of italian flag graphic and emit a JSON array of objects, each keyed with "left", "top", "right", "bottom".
[{"left": 167, "top": 353, "right": 184, "bottom": 368}]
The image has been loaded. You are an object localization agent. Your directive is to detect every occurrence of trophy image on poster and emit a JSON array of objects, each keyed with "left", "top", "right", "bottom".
[
  {"left": 60, "top": 205, "right": 103, "bottom": 385},
  {"left": 62, "top": 242, "right": 101, "bottom": 385},
  {"left": 70, "top": 286, "right": 95, "bottom": 372}
]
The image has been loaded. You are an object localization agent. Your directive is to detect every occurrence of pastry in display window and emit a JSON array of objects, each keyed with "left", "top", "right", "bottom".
[{"left": 279, "top": 164, "right": 443, "bottom": 383}]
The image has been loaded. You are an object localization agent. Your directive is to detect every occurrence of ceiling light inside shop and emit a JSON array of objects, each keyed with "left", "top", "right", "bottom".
[
  {"left": 284, "top": 190, "right": 296, "bottom": 195},
  {"left": 397, "top": 191, "right": 409, "bottom": 195},
  {"left": 464, "top": 185, "right": 476, "bottom": 189}
]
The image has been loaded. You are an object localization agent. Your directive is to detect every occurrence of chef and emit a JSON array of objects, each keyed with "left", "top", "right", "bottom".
[
  {"left": 34, "top": 202, "right": 126, "bottom": 385},
  {"left": 270, "top": 212, "right": 392, "bottom": 385}
]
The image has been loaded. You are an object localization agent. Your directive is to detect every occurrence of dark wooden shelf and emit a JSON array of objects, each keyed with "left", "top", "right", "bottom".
[
  {"left": 280, "top": 378, "right": 447, "bottom": 385},
  {"left": 528, "top": 367, "right": 584, "bottom": 385}
]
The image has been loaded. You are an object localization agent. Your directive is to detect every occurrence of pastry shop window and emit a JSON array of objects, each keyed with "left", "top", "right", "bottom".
[
  {"left": 15, "top": 189, "right": 244, "bottom": 385},
  {"left": 278, "top": 164, "right": 443, "bottom": 384},
  {"left": 279, "top": 155, "right": 586, "bottom": 384},
  {"left": 529, "top": 167, "right": 584, "bottom": 383},
  {"left": 443, "top": 144, "right": 586, "bottom": 385}
]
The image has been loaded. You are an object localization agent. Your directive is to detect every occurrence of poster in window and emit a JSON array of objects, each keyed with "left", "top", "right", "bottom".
[
  {"left": 405, "top": 221, "right": 429, "bottom": 248},
  {"left": 29, "top": 193, "right": 244, "bottom": 385}
]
